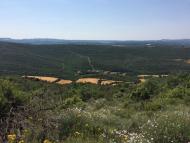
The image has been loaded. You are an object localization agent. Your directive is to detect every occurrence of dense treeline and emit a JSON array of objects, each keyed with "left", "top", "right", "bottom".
[{"left": 1, "top": 74, "right": 190, "bottom": 142}]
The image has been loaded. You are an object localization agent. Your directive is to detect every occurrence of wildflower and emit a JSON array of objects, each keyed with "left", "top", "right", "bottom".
[
  {"left": 74, "top": 131, "right": 80, "bottom": 136},
  {"left": 122, "top": 134, "right": 128, "bottom": 142},
  {"left": 18, "top": 140, "right": 25, "bottom": 143},
  {"left": 7, "top": 134, "right": 16, "bottom": 143},
  {"left": 29, "top": 116, "right": 33, "bottom": 119},
  {"left": 43, "top": 139, "right": 52, "bottom": 143},
  {"left": 38, "top": 118, "right": 43, "bottom": 121},
  {"left": 85, "top": 123, "right": 89, "bottom": 127},
  {"left": 101, "top": 133, "right": 106, "bottom": 138},
  {"left": 77, "top": 114, "right": 81, "bottom": 117},
  {"left": 23, "top": 129, "right": 29, "bottom": 135}
]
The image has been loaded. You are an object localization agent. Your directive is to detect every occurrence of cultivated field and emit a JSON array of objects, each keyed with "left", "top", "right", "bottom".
[
  {"left": 24, "top": 76, "right": 59, "bottom": 83},
  {"left": 24, "top": 76, "right": 124, "bottom": 85},
  {"left": 76, "top": 78, "right": 100, "bottom": 84},
  {"left": 57, "top": 79, "right": 73, "bottom": 85}
]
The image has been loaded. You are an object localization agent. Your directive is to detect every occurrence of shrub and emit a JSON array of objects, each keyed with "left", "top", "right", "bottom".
[
  {"left": 142, "top": 110, "right": 190, "bottom": 143},
  {"left": 130, "top": 80, "right": 160, "bottom": 101}
]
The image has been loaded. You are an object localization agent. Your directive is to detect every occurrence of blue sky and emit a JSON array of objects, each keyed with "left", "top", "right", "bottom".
[{"left": 0, "top": 0, "right": 190, "bottom": 40}]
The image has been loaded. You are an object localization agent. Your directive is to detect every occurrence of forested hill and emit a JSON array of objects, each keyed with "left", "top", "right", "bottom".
[{"left": 1, "top": 41, "right": 190, "bottom": 79}]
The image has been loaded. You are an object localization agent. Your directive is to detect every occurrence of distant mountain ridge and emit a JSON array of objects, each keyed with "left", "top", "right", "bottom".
[
  {"left": 0, "top": 38, "right": 121, "bottom": 45},
  {"left": 0, "top": 38, "right": 190, "bottom": 45}
]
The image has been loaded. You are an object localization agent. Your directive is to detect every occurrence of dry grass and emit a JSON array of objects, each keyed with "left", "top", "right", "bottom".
[
  {"left": 185, "top": 59, "right": 190, "bottom": 64},
  {"left": 173, "top": 59, "right": 184, "bottom": 62},
  {"left": 172, "top": 59, "right": 190, "bottom": 64},
  {"left": 76, "top": 78, "right": 122, "bottom": 85},
  {"left": 138, "top": 75, "right": 160, "bottom": 78},
  {"left": 24, "top": 76, "right": 122, "bottom": 86},
  {"left": 57, "top": 80, "right": 72, "bottom": 85},
  {"left": 25, "top": 76, "right": 58, "bottom": 83},
  {"left": 137, "top": 74, "right": 168, "bottom": 83},
  {"left": 139, "top": 78, "right": 146, "bottom": 83},
  {"left": 101, "top": 80, "right": 115, "bottom": 85},
  {"left": 101, "top": 80, "right": 122, "bottom": 85},
  {"left": 138, "top": 75, "right": 150, "bottom": 78},
  {"left": 76, "top": 78, "right": 100, "bottom": 84}
]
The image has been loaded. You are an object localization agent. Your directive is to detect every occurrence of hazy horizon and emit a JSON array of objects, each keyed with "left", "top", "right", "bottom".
[
  {"left": 1, "top": 0, "right": 190, "bottom": 40},
  {"left": 1, "top": 37, "right": 190, "bottom": 41}
]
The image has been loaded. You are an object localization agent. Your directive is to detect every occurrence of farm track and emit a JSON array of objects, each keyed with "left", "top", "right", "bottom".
[
  {"left": 69, "top": 50, "right": 95, "bottom": 70},
  {"left": 87, "top": 57, "right": 95, "bottom": 71}
]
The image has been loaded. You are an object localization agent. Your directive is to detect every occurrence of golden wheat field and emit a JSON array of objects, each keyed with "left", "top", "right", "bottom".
[
  {"left": 56, "top": 80, "right": 73, "bottom": 85},
  {"left": 25, "top": 76, "right": 58, "bottom": 83},
  {"left": 76, "top": 78, "right": 100, "bottom": 84},
  {"left": 101, "top": 80, "right": 122, "bottom": 85},
  {"left": 24, "top": 76, "right": 123, "bottom": 85}
]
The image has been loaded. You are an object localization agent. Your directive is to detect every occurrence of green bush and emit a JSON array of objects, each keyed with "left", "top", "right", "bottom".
[
  {"left": 0, "top": 79, "right": 26, "bottom": 116},
  {"left": 130, "top": 80, "right": 160, "bottom": 101}
]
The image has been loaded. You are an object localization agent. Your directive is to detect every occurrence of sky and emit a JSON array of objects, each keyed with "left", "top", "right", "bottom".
[{"left": 0, "top": 0, "right": 190, "bottom": 40}]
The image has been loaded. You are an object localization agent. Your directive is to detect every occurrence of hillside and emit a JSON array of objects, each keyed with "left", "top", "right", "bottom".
[
  {"left": 1, "top": 42, "right": 190, "bottom": 80},
  {"left": 1, "top": 74, "right": 190, "bottom": 142}
]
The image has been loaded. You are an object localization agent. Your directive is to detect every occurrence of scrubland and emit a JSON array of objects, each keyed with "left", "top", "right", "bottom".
[{"left": 1, "top": 74, "right": 190, "bottom": 143}]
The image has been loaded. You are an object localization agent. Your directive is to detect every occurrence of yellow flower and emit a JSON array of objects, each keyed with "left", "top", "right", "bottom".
[
  {"left": 18, "top": 140, "right": 25, "bottom": 143},
  {"left": 7, "top": 134, "right": 16, "bottom": 143},
  {"left": 43, "top": 139, "right": 52, "bottom": 143},
  {"left": 121, "top": 135, "right": 128, "bottom": 142},
  {"left": 23, "top": 129, "right": 29, "bottom": 134}
]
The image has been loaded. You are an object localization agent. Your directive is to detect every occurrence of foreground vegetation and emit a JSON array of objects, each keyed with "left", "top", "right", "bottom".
[{"left": 1, "top": 73, "right": 190, "bottom": 142}]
